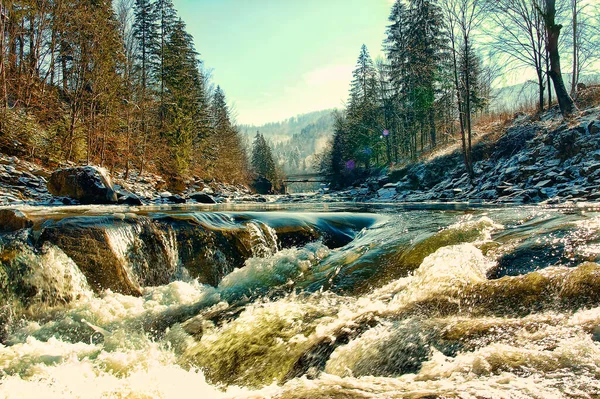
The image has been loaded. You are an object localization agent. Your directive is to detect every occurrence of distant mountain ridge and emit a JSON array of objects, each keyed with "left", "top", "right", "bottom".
[
  {"left": 240, "top": 109, "right": 336, "bottom": 174},
  {"left": 240, "top": 109, "right": 335, "bottom": 143}
]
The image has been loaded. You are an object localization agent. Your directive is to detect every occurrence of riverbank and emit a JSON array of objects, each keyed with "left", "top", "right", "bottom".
[
  {"left": 2, "top": 92, "right": 600, "bottom": 207},
  {"left": 0, "top": 154, "right": 263, "bottom": 206},
  {"left": 326, "top": 99, "right": 600, "bottom": 205}
]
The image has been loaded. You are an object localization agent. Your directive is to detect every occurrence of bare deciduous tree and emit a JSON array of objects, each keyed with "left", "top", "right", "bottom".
[
  {"left": 487, "top": 0, "right": 548, "bottom": 112},
  {"left": 536, "top": 0, "right": 577, "bottom": 117},
  {"left": 441, "top": 0, "right": 486, "bottom": 178}
]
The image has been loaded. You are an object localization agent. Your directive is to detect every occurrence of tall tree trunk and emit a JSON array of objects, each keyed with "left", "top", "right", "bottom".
[
  {"left": 450, "top": 37, "right": 471, "bottom": 178},
  {"left": 0, "top": 0, "right": 8, "bottom": 108},
  {"left": 60, "top": 39, "right": 67, "bottom": 91},
  {"left": 537, "top": 68, "right": 545, "bottom": 113},
  {"left": 570, "top": 0, "right": 578, "bottom": 95},
  {"left": 542, "top": 0, "right": 577, "bottom": 117},
  {"left": 428, "top": 107, "right": 436, "bottom": 148},
  {"left": 464, "top": 37, "right": 474, "bottom": 178},
  {"left": 546, "top": 52, "right": 552, "bottom": 107}
]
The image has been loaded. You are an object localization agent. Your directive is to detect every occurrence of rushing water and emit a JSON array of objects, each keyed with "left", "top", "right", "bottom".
[{"left": 2, "top": 202, "right": 600, "bottom": 398}]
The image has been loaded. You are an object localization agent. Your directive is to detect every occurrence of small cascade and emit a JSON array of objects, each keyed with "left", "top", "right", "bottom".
[
  {"left": 245, "top": 221, "right": 279, "bottom": 258},
  {"left": 157, "top": 224, "right": 182, "bottom": 279},
  {"left": 103, "top": 223, "right": 144, "bottom": 291},
  {"left": 128, "top": 220, "right": 181, "bottom": 285},
  {"left": 0, "top": 239, "right": 93, "bottom": 310},
  {"left": 103, "top": 220, "right": 183, "bottom": 287}
]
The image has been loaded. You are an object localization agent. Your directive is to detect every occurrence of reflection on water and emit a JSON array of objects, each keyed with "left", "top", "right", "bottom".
[{"left": 1, "top": 202, "right": 600, "bottom": 398}]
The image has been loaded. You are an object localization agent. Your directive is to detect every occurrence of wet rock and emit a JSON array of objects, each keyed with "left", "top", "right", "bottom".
[
  {"left": 167, "top": 194, "right": 187, "bottom": 204},
  {"left": 581, "top": 162, "right": 600, "bottom": 175},
  {"left": 592, "top": 326, "right": 600, "bottom": 342},
  {"left": 0, "top": 209, "right": 33, "bottom": 232},
  {"left": 48, "top": 166, "right": 118, "bottom": 204},
  {"left": 492, "top": 125, "right": 537, "bottom": 161},
  {"left": 534, "top": 179, "right": 553, "bottom": 189},
  {"left": 519, "top": 165, "right": 541, "bottom": 180},
  {"left": 38, "top": 218, "right": 143, "bottom": 296},
  {"left": 118, "top": 193, "right": 144, "bottom": 206},
  {"left": 377, "top": 176, "right": 390, "bottom": 187},
  {"left": 554, "top": 128, "right": 582, "bottom": 160},
  {"left": 477, "top": 190, "right": 497, "bottom": 200},
  {"left": 0, "top": 239, "right": 91, "bottom": 309},
  {"left": 60, "top": 196, "right": 78, "bottom": 205},
  {"left": 189, "top": 192, "right": 217, "bottom": 204},
  {"left": 367, "top": 180, "right": 379, "bottom": 193},
  {"left": 588, "top": 191, "right": 600, "bottom": 200},
  {"left": 160, "top": 218, "right": 252, "bottom": 286},
  {"left": 377, "top": 188, "right": 396, "bottom": 200}
]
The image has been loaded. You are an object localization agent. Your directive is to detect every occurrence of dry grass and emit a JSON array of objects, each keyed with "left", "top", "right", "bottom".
[
  {"left": 419, "top": 103, "right": 537, "bottom": 164},
  {"left": 575, "top": 84, "right": 600, "bottom": 109}
]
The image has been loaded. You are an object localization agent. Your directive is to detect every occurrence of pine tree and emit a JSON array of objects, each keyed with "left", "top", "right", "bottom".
[
  {"left": 328, "top": 111, "right": 350, "bottom": 186},
  {"left": 162, "top": 17, "right": 201, "bottom": 176},
  {"left": 152, "top": 0, "right": 177, "bottom": 124},
  {"left": 132, "top": 0, "right": 158, "bottom": 93},
  {"left": 349, "top": 45, "right": 378, "bottom": 105},
  {"left": 209, "top": 86, "right": 249, "bottom": 183},
  {"left": 459, "top": 42, "right": 487, "bottom": 117},
  {"left": 132, "top": 0, "right": 158, "bottom": 173},
  {"left": 384, "top": 0, "right": 411, "bottom": 161},
  {"left": 406, "top": 0, "right": 444, "bottom": 149},
  {"left": 84, "top": 0, "right": 127, "bottom": 168},
  {"left": 251, "top": 132, "right": 277, "bottom": 183},
  {"left": 347, "top": 44, "right": 379, "bottom": 168}
]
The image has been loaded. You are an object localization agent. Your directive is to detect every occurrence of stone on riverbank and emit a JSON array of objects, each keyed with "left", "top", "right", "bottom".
[
  {"left": 48, "top": 166, "right": 118, "bottom": 204},
  {"left": 189, "top": 192, "right": 217, "bottom": 204},
  {"left": 0, "top": 209, "right": 33, "bottom": 232}
]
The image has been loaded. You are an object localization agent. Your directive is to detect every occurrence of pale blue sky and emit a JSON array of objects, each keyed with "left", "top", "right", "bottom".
[{"left": 172, "top": 0, "right": 394, "bottom": 125}]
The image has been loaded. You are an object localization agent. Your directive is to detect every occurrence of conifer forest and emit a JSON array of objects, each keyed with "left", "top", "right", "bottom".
[{"left": 321, "top": 0, "right": 599, "bottom": 187}]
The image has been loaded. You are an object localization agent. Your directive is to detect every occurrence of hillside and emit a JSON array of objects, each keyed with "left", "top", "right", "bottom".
[
  {"left": 329, "top": 88, "right": 600, "bottom": 204},
  {"left": 240, "top": 109, "right": 335, "bottom": 175}
]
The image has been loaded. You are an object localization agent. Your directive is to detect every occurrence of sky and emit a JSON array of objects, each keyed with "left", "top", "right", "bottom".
[{"left": 172, "top": 0, "right": 395, "bottom": 125}]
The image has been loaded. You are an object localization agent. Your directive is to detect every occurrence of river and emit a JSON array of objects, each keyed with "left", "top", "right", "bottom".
[{"left": 1, "top": 202, "right": 600, "bottom": 398}]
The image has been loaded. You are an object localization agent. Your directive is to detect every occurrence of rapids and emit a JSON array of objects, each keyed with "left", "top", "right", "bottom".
[{"left": 2, "top": 202, "right": 600, "bottom": 398}]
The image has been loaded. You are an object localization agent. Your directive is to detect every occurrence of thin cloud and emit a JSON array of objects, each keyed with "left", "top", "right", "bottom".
[{"left": 303, "top": 64, "right": 354, "bottom": 86}]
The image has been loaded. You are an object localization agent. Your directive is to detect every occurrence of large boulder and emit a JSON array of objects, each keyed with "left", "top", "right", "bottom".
[{"left": 48, "top": 166, "right": 118, "bottom": 204}]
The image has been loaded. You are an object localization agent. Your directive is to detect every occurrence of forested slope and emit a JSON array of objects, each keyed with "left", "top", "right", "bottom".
[{"left": 0, "top": 0, "right": 249, "bottom": 188}]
